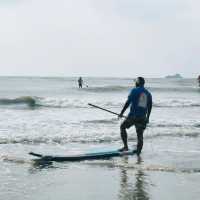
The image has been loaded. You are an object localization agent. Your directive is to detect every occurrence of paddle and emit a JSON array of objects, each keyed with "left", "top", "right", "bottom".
[
  {"left": 29, "top": 152, "right": 43, "bottom": 157},
  {"left": 88, "top": 103, "right": 127, "bottom": 118}
]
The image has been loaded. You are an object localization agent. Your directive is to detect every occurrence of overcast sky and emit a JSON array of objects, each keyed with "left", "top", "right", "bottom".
[{"left": 0, "top": 0, "right": 199, "bottom": 77}]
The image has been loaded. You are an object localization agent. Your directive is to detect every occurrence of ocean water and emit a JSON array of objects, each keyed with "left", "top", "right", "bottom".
[{"left": 0, "top": 76, "right": 200, "bottom": 200}]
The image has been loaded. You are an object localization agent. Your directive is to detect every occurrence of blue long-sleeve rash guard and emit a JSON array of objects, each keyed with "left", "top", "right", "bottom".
[{"left": 127, "top": 86, "right": 152, "bottom": 118}]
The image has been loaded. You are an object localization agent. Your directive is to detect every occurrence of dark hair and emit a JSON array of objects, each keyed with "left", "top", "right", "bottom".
[{"left": 136, "top": 77, "right": 145, "bottom": 86}]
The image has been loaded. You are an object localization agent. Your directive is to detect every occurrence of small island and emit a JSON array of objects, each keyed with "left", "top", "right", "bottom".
[{"left": 165, "top": 73, "right": 183, "bottom": 79}]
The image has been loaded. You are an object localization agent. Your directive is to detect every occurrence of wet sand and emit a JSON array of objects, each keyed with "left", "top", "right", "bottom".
[{"left": 1, "top": 141, "right": 200, "bottom": 200}]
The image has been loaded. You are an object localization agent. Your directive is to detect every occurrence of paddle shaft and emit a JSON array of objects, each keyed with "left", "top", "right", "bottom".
[{"left": 88, "top": 103, "right": 126, "bottom": 118}]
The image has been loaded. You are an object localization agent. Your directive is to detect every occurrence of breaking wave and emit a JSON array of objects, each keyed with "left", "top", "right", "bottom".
[
  {"left": 39, "top": 98, "right": 200, "bottom": 108},
  {"left": 0, "top": 96, "right": 36, "bottom": 107},
  {"left": 0, "top": 96, "right": 199, "bottom": 109},
  {"left": 0, "top": 96, "right": 121, "bottom": 109},
  {"left": 0, "top": 96, "right": 88, "bottom": 109}
]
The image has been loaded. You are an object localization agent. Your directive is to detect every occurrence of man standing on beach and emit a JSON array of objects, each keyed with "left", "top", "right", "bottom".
[
  {"left": 198, "top": 75, "right": 200, "bottom": 87},
  {"left": 118, "top": 77, "right": 152, "bottom": 155},
  {"left": 78, "top": 77, "right": 83, "bottom": 88}
]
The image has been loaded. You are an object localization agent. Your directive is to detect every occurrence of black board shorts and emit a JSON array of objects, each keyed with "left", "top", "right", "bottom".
[{"left": 121, "top": 117, "right": 147, "bottom": 131}]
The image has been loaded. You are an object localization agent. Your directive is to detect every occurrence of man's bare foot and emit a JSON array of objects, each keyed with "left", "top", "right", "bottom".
[
  {"left": 132, "top": 149, "right": 141, "bottom": 156},
  {"left": 118, "top": 147, "right": 129, "bottom": 152}
]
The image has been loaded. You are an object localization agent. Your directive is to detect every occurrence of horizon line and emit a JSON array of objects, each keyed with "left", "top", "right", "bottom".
[{"left": 0, "top": 74, "right": 196, "bottom": 79}]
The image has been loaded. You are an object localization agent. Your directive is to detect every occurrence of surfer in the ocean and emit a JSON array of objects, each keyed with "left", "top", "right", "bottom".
[
  {"left": 78, "top": 77, "right": 83, "bottom": 88},
  {"left": 118, "top": 77, "right": 152, "bottom": 155},
  {"left": 198, "top": 75, "right": 200, "bottom": 87}
]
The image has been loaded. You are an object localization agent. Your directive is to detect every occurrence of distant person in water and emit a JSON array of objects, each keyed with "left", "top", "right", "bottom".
[
  {"left": 198, "top": 75, "right": 200, "bottom": 87},
  {"left": 118, "top": 77, "right": 152, "bottom": 155},
  {"left": 78, "top": 77, "right": 83, "bottom": 88}
]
